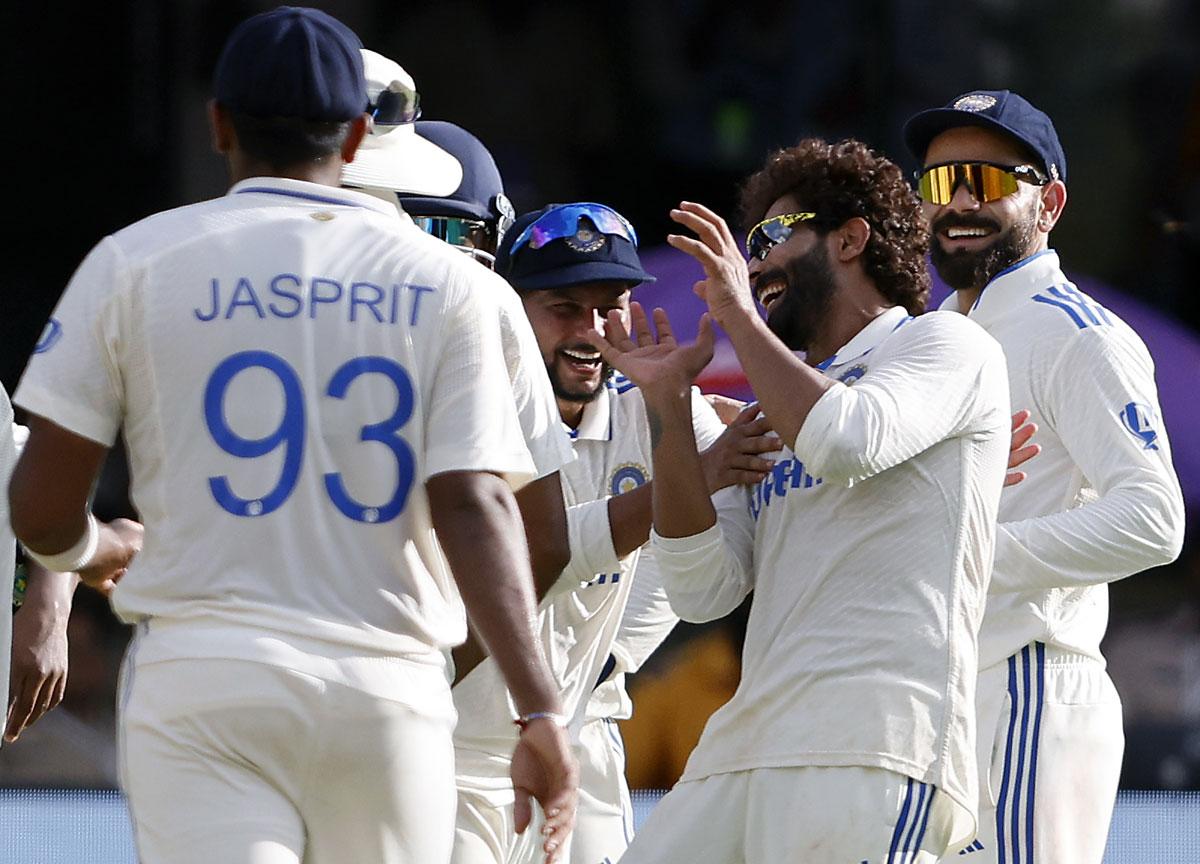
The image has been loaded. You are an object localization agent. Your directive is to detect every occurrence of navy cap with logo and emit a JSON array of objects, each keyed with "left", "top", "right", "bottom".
[
  {"left": 399, "top": 121, "right": 513, "bottom": 228},
  {"left": 903, "top": 89, "right": 1067, "bottom": 182},
  {"left": 496, "top": 203, "right": 657, "bottom": 292},
  {"left": 213, "top": 6, "right": 367, "bottom": 122}
]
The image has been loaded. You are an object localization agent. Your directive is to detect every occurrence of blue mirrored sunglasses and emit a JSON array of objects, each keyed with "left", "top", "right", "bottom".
[{"left": 509, "top": 203, "right": 639, "bottom": 255}]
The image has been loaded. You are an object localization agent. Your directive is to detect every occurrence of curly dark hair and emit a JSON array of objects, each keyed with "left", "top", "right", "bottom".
[{"left": 739, "top": 138, "right": 930, "bottom": 315}]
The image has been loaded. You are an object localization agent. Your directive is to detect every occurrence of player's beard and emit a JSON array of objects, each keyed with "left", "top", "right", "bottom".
[
  {"left": 762, "top": 242, "right": 837, "bottom": 352},
  {"left": 547, "top": 350, "right": 611, "bottom": 404},
  {"left": 931, "top": 206, "right": 1039, "bottom": 293}
]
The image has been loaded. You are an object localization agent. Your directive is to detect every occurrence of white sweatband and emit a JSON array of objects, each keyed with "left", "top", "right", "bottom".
[{"left": 25, "top": 513, "right": 101, "bottom": 573}]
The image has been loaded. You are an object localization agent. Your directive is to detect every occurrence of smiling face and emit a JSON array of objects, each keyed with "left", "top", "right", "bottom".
[
  {"left": 921, "top": 125, "right": 1052, "bottom": 294},
  {"left": 747, "top": 193, "right": 838, "bottom": 352},
  {"left": 520, "top": 281, "right": 632, "bottom": 417}
]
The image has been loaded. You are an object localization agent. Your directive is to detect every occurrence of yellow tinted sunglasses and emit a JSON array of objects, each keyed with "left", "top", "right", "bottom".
[
  {"left": 745, "top": 212, "right": 818, "bottom": 261},
  {"left": 917, "top": 162, "right": 1047, "bottom": 205}
]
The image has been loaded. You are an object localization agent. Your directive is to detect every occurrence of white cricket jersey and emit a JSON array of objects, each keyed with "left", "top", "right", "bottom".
[
  {"left": 651, "top": 306, "right": 1010, "bottom": 848},
  {"left": 494, "top": 285, "right": 574, "bottom": 478},
  {"left": 15, "top": 177, "right": 534, "bottom": 704},
  {"left": 938, "top": 250, "right": 1185, "bottom": 670},
  {"left": 0, "top": 393, "right": 18, "bottom": 748},
  {"left": 452, "top": 377, "right": 724, "bottom": 754}
]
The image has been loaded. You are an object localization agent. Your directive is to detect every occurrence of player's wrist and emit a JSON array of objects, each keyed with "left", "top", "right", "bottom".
[{"left": 514, "top": 711, "right": 569, "bottom": 732}]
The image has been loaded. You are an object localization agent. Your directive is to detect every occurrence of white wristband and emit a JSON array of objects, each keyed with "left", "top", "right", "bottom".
[{"left": 25, "top": 514, "right": 100, "bottom": 573}]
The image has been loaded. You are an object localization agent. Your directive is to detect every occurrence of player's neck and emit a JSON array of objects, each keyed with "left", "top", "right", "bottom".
[
  {"left": 806, "top": 282, "right": 892, "bottom": 368},
  {"left": 226, "top": 153, "right": 346, "bottom": 188},
  {"left": 558, "top": 400, "right": 585, "bottom": 430}
]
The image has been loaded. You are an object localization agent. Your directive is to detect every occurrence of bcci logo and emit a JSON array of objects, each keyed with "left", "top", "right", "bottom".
[
  {"left": 34, "top": 318, "right": 63, "bottom": 354},
  {"left": 610, "top": 463, "right": 647, "bottom": 495},
  {"left": 1120, "top": 402, "right": 1159, "bottom": 450},
  {"left": 838, "top": 364, "right": 867, "bottom": 384},
  {"left": 954, "top": 94, "right": 997, "bottom": 112}
]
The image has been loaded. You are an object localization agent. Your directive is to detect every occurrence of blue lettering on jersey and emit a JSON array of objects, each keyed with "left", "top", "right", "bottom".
[
  {"left": 196, "top": 276, "right": 439, "bottom": 326},
  {"left": 837, "top": 364, "right": 867, "bottom": 384},
  {"left": 1030, "top": 283, "right": 1112, "bottom": 329},
  {"left": 749, "top": 455, "right": 822, "bottom": 521},
  {"left": 33, "top": 318, "right": 63, "bottom": 354},
  {"left": 1120, "top": 401, "right": 1159, "bottom": 450}
]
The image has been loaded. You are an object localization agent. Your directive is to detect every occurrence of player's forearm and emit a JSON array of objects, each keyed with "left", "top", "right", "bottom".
[
  {"left": 993, "top": 482, "right": 1185, "bottom": 593},
  {"left": 642, "top": 386, "right": 716, "bottom": 539},
  {"left": 721, "top": 309, "right": 833, "bottom": 448},
  {"left": 429, "top": 471, "right": 562, "bottom": 716},
  {"left": 515, "top": 472, "right": 570, "bottom": 600},
  {"left": 20, "top": 563, "right": 79, "bottom": 615}
]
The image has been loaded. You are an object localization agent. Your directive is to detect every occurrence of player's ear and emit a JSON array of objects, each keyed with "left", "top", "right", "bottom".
[
  {"left": 208, "top": 100, "right": 234, "bottom": 155},
  {"left": 1037, "top": 180, "right": 1067, "bottom": 234},
  {"left": 341, "top": 115, "right": 372, "bottom": 165},
  {"left": 833, "top": 216, "right": 871, "bottom": 263}
]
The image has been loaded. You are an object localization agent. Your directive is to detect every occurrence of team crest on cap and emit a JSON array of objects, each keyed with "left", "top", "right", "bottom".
[
  {"left": 565, "top": 218, "right": 608, "bottom": 253},
  {"left": 611, "top": 463, "right": 647, "bottom": 495},
  {"left": 953, "top": 94, "right": 997, "bottom": 112},
  {"left": 1120, "top": 402, "right": 1159, "bottom": 450}
]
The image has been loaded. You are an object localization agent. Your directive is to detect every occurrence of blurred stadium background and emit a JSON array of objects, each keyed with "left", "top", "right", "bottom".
[{"left": 3, "top": 0, "right": 1199, "bottom": 858}]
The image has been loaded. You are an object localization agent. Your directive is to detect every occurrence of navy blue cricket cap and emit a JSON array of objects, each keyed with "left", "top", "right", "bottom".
[
  {"left": 399, "top": 122, "right": 510, "bottom": 224},
  {"left": 213, "top": 6, "right": 368, "bottom": 122},
  {"left": 903, "top": 89, "right": 1067, "bottom": 182},
  {"left": 495, "top": 204, "right": 656, "bottom": 293}
]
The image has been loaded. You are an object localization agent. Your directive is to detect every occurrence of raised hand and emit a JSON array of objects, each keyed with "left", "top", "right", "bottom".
[
  {"left": 1005, "top": 409, "right": 1041, "bottom": 487},
  {"left": 586, "top": 302, "right": 714, "bottom": 399},
  {"left": 667, "top": 201, "right": 757, "bottom": 327}
]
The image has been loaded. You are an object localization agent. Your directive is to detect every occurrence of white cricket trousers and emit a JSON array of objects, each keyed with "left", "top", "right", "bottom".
[
  {"left": 571, "top": 718, "right": 634, "bottom": 864},
  {"left": 619, "top": 765, "right": 957, "bottom": 864},
  {"left": 120, "top": 656, "right": 457, "bottom": 864},
  {"left": 940, "top": 642, "right": 1124, "bottom": 864}
]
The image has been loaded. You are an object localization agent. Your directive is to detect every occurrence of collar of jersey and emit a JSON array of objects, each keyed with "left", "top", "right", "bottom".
[
  {"left": 566, "top": 383, "right": 613, "bottom": 441},
  {"left": 938, "top": 249, "right": 1063, "bottom": 320},
  {"left": 814, "top": 305, "right": 911, "bottom": 375},
  {"left": 229, "top": 177, "right": 402, "bottom": 220}
]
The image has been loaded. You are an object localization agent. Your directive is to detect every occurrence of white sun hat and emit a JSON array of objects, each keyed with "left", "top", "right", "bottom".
[{"left": 340, "top": 49, "right": 463, "bottom": 196}]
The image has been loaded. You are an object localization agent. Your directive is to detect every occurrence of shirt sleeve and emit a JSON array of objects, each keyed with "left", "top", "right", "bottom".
[
  {"left": 650, "top": 484, "right": 756, "bottom": 623},
  {"left": 498, "top": 289, "right": 574, "bottom": 479},
  {"left": 422, "top": 276, "right": 536, "bottom": 488},
  {"left": 608, "top": 544, "right": 679, "bottom": 674},
  {"left": 690, "top": 387, "right": 727, "bottom": 450},
  {"left": 794, "top": 315, "right": 1007, "bottom": 487},
  {"left": 14, "top": 238, "right": 127, "bottom": 445},
  {"left": 556, "top": 495, "right": 623, "bottom": 592},
  {"left": 991, "top": 327, "right": 1185, "bottom": 592}
]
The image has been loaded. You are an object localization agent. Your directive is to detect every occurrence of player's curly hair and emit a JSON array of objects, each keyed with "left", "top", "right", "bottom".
[{"left": 739, "top": 138, "right": 931, "bottom": 315}]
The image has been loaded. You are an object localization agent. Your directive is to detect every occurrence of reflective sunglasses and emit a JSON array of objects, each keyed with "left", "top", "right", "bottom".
[
  {"left": 916, "top": 162, "right": 1047, "bottom": 205},
  {"left": 508, "top": 202, "right": 639, "bottom": 255},
  {"left": 745, "top": 212, "right": 817, "bottom": 261},
  {"left": 369, "top": 82, "right": 421, "bottom": 125}
]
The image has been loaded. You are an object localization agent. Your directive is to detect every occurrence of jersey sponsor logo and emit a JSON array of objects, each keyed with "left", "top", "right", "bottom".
[
  {"left": 1030, "top": 283, "right": 1112, "bottom": 330},
  {"left": 193, "top": 275, "right": 437, "bottom": 327},
  {"left": 610, "top": 463, "right": 647, "bottom": 495},
  {"left": 837, "top": 364, "right": 868, "bottom": 384},
  {"left": 1120, "top": 401, "right": 1159, "bottom": 450},
  {"left": 33, "top": 318, "right": 63, "bottom": 354},
  {"left": 749, "top": 455, "right": 822, "bottom": 521}
]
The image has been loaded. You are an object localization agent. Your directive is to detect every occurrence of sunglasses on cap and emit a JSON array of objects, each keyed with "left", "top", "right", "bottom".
[
  {"left": 916, "top": 162, "right": 1047, "bottom": 206},
  {"left": 509, "top": 202, "right": 639, "bottom": 256},
  {"left": 369, "top": 82, "right": 421, "bottom": 125},
  {"left": 745, "top": 212, "right": 818, "bottom": 261}
]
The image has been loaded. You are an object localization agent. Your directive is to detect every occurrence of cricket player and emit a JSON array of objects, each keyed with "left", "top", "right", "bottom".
[
  {"left": 590, "top": 137, "right": 1012, "bottom": 863},
  {"left": 904, "top": 90, "right": 1186, "bottom": 863},
  {"left": 8, "top": 8, "right": 576, "bottom": 864}
]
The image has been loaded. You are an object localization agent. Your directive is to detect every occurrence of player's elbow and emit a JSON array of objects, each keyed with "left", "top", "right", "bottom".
[{"left": 1145, "top": 483, "right": 1186, "bottom": 567}]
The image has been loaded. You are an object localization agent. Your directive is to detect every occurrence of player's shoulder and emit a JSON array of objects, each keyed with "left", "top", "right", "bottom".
[
  {"left": 898, "top": 309, "right": 1003, "bottom": 359},
  {"left": 1016, "top": 280, "right": 1147, "bottom": 359}
]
